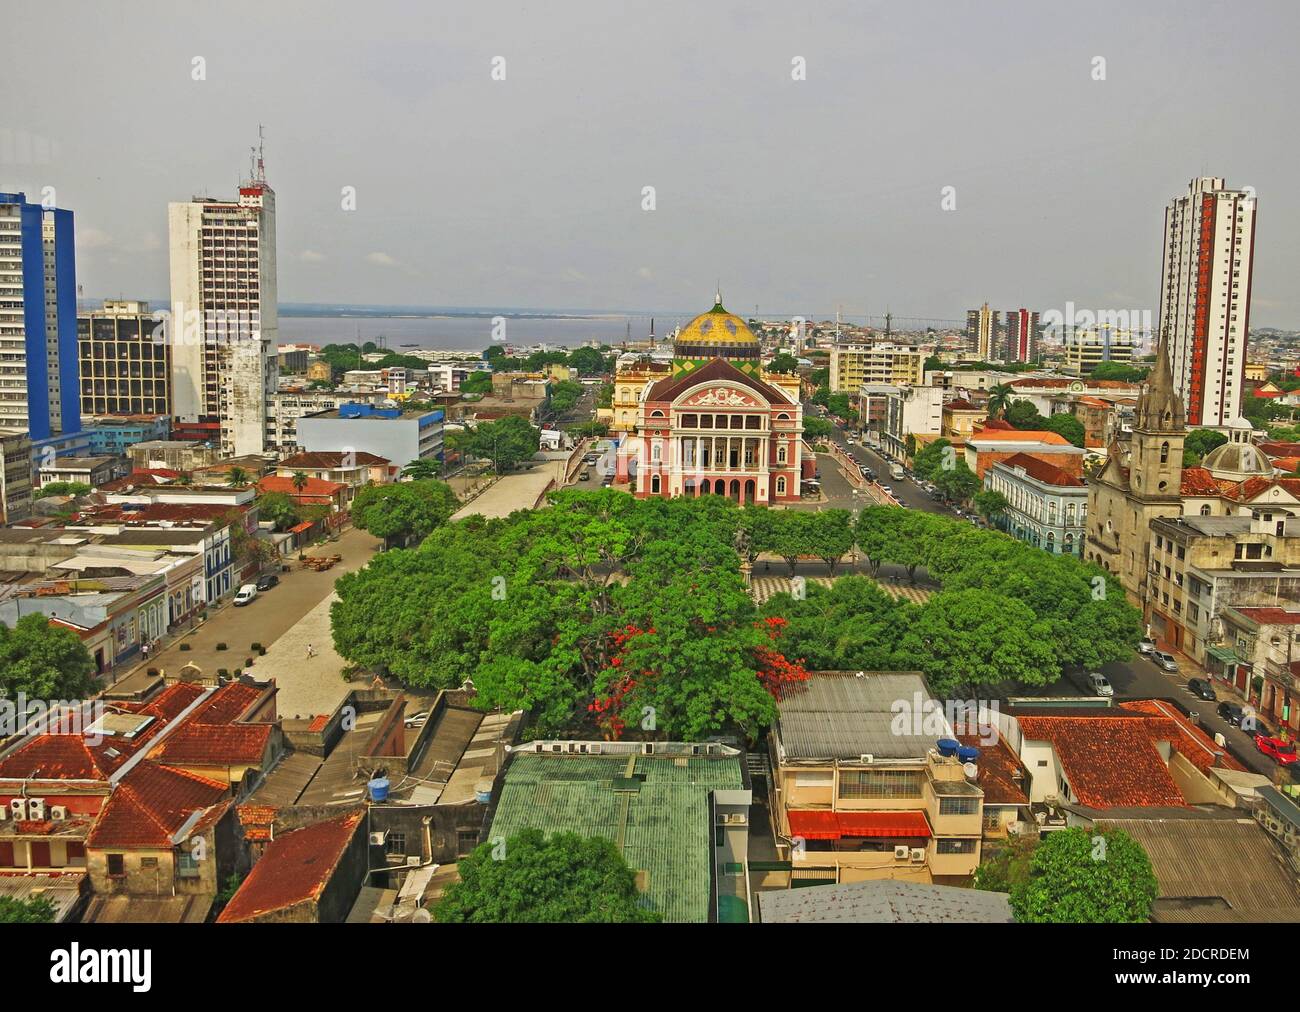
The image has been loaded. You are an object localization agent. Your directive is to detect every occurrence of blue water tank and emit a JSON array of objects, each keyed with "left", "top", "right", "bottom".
[
  {"left": 957, "top": 745, "right": 981, "bottom": 763},
  {"left": 936, "top": 739, "right": 960, "bottom": 757},
  {"left": 368, "top": 777, "right": 390, "bottom": 802}
]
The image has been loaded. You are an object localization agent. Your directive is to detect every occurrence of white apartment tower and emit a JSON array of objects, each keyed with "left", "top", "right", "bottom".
[
  {"left": 168, "top": 150, "right": 278, "bottom": 456},
  {"left": 1157, "top": 177, "right": 1256, "bottom": 428}
]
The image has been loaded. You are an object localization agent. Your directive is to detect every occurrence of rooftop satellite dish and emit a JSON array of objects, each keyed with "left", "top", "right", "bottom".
[{"left": 962, "top": 762, "right": 979, "bottom": 779}]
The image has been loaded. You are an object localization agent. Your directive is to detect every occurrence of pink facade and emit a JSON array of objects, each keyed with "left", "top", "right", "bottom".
[{"left": 616, "top": 360, "right": 803, "bottom": 504}]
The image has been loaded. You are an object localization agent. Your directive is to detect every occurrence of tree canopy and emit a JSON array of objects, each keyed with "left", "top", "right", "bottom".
[
  {"left": 1008, "top": 827, "right": 1158, "bottom": 923},
  {"left": 0, "top": 613, "right": 96, "bottom": 702},
  {"left": 434, "top": 829, "right": 659, "bottom": 923},
  {"left": 351, "top": 478, "right": 459, "bottom": 548},
  {"left": 447, "top": 415, "right": 540, "bottom": 473}
]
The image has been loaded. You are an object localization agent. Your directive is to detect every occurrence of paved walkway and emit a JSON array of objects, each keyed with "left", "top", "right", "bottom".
[
  {"left": 252, "top": 591, "right": 371, "bottom": 718},
  {"left": 750, "top": 574, "right": 933, "bottom": 607}
]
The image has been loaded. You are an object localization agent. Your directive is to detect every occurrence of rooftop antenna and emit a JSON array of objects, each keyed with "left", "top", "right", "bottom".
[{"left": 256, "top": 124, "right": 266, "bottom": 182}]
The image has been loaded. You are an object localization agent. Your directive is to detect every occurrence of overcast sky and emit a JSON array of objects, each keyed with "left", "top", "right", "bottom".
[{"left": 4, "top": 0, "right": 1297, "bottom": 324}]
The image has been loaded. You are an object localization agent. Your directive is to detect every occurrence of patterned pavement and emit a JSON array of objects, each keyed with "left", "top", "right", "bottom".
[{"left": 750, "top": 574, "right": 933, "bottom": 606}]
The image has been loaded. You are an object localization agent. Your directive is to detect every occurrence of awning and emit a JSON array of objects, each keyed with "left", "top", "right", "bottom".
[
  {"left": 787, "top": 810, "right": 840, "bottom": 840},
  {"left": 1205, "top": 645, "right": 1240, "bottom": 665},
  {"left": 787, "top": 810, "right": 932, "bottom": 840},
  {"left": 288, "top": 521, "right": 313, "bottom": 534}
]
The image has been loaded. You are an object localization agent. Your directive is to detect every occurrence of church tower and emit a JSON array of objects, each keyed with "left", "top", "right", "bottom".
[{"left": 1129, "top": 335, "right": 1186, "bottom": 500}]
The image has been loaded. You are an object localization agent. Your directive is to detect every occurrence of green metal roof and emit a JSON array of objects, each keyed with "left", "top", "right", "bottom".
[{"left": 490, "top": 752, "right": 745, "bottom": 923}]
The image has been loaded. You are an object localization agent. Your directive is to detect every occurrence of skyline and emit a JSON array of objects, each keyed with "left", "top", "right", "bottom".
[{"left": 3, "top": 0, "right": 1298, "bottom": 326}]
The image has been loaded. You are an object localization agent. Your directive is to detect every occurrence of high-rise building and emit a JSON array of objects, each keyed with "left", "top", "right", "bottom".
[
  {"left": 78, "top": 299, "right": 170, "bottom": 416},
  {"left": 0, "top": 191, "right": 79, "bottom": 440},
  {"left": 168, "top": 151, "right": 278, "bottom": 457},
  {"left": 1062, "top": 326, "right": 1136, "bottom": 377},
  {"left": 1157, "top": 177, "right": 1256, "bottom": 428},
  {"left": 966, "top": 303, "right": 1000, "bottom": 361},
  {"left": 1003, "top": 308, "right": 1040, "bottom": 364},
  {"left": 829, "top": 342, "right": 925, "bottom": 393}
]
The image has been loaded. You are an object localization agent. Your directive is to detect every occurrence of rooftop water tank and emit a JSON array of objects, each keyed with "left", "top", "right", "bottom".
[
  {"left": 368, "top": 777, "right": 390, "bottom": 802},
  {"left": 957, "top": 745, "right": 981, "bottom": 764},
  {"left": 936, "top": 739, "right": 960, "bottom": 758}
]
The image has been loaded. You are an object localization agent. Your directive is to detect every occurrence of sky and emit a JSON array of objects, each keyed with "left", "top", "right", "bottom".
[{"left": 4, "top": 0, "right": 1298, "bottom": 325}]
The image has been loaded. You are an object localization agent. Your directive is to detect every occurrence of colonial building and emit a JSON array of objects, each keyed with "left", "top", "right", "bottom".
[
  {"left": 616, "top": 297, "right": 805, "bottom": 504},
  {"left": 1086, "top": 336, "right": 1188, "bottom": 611},
  {"left": 984, "top": 453, "right": 1088, "bottom": 557}
]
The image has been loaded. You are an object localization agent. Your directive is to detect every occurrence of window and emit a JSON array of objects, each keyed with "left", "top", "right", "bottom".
[
  {"left": 176, "top": 851, "right": 200, "bottom": 878},
  {"left": 938, "top": 796, "right": 979, "bottom": 816},
  {"left": 140, "top": 857, "right": 158, "bottom": 869},
  {"left": 936, "top": 838, "right": 977, "bottom": 854},
  {"left": 1160, "top": 441, "right": 1170, "bottom": 463},
  {"left": 456, "top": 830, "right": 479, "bottom": 855},
  {"left": 385, "top": 832, "right": 407, "bottom": 857},
  {"left": 776, "top": 476, "right": 786, "bottom": 495},
  {"left": 777, "top": 445, "right": 787, "bottom": 464},
  {"left": 982, "top": 808, "right": 1003, "bottom": 831},
  {"left": 838, "top": 769, "right": 923, "bottom": 799},
  {"left": 107, "top": 854, "right": 125, "bottom": 877}
]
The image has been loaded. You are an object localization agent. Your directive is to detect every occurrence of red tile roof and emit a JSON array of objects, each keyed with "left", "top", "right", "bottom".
[
  {"left": 216, "top": 810, "right": 365, "bottom": 923},
  {"left": 958, "top": 733, "right": 1029, "bottom": 806},
  {"left": 969, "top": 429, "right": 1071, "bottom": 446},
  {"left": 944, "top": 398, "right": 979, "bottom": 411},
  {"left": 187, "top": 681, "right": 266, "bottom": 726},
  {"left": 236, "top": 805, "right": 277, "bottom": 843},
  {"left": 1181, "top": 466, "right": 1224, "bottom": 497},
  {"left": 278, "top": 451, "right": 389, "bottom": 469},
  {"left": 1232, "top": 607, "right": 1300, "bottom": 626},
  {"left": 87, "top": 763, "right": 229, "bottom": 849},
  {"left": 0, "top": 682, "right": 205, "bottom": 782},
  {"left": 1015, "top": 715, "right": 1186, "bottom": 809},
  {"left": 1258, "top": 441, "right": 1300, "bottom": 458},
  {"left": 149, "top": 723, "right": 272, "bottom": 767},
  {"left": 1228, "top": 476, "right": 1300, "bottom": 502},
  {"left": 255, "top": 475, "right": 347, "bottom": 498},
  {"left": 1118, "top": 700, "right": 1245, "bottom": 773},
  {"left": 995, "top": 452, "right": 1084, "bottom": 488}
]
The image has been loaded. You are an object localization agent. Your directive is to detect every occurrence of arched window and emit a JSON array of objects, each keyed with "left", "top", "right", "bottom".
[
  {"left": 776, "top": 476, "right": 787, "bottom": 495},
  {"left": 777, "top": 412, "right": 790, "bottom": 420},
  {"left": 777, "top": 444, "right": 787, "bottom": 464},
  {"left": 651, "top": 475, "right": 661, "bottom": 494},
  {"left": 1200, "top": 504, "right": 1211, "bottom": 516},
  {"left": 650, "top": 409, "right": 665, "bottom": 418},
  {"left": 1160, "top": 441, "right": 1170, "bottom": 463}
]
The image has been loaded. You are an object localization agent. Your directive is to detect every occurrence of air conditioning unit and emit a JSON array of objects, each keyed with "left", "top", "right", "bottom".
[
  {"left": 587, "top": 743, "right": 601, "bottom": 755},
  {"left": 910, "top": 848, "right": 926, "bottom": 863},
  {"left": 9, "top": 799, "right": 26, "bottom": 821},
  {"left": 859, "top": 754, "right": 874, "bottom": 765},
  {"left": 369, "top": 831, "right": 387, "bottom": 846},
  {"left": 50, "top": 806, "right": 67, "bottom": 822},
  {"left": 405, "top": 855, "right": 421, "bottom": 867},
  {"left": 893, "top": 845, "right": 909, "bottom": 860},
  {"left": 28, "top": 799, "right": 45, "bottom": 821}
]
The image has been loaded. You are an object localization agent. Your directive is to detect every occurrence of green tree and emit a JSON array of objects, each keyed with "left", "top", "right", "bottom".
[
  {"left": 1183, "top": 428, "right": 1228, "bottom": 466},
  {"left": 290, "top": 470, "right": 309, "bottom": 494},
  {"left": 255, "top": 491, "right": 300, "bottom": 533},
  {"left": 803, "top": 416, "right": 834, "bottom": 441},
  {"left": 401, "top": 458, "right": 441, "bottom": 481},
  {"left": 0, "top": 895, "right": 56, "bottom": 923},
  {"left": 898, "top": 588, "right": 1059, "bottom": 696},
  {"left": 567, "top": 346, "right": 607, "bottom": 376},
  {"left": 1010, "top": 827, "right": 1157, "bottom": 923},
  {"left": 973, "top": 489, "right": 1009, "bottom": 521},
  {"left": 766, "top": 352, "right": 799, "bottom": 374},
  {"left": 548, "top": 379, "right": 585, "bottom": 415},
  {"left": 761, "top": 577, "right": 911, "bottom": 671},
  {"left": 460, "top": 370, "right": 493, "bottom": 394},
  {"left": 435, "top": 829, "right": 659, "bottom": 923},
  {"left": 1089, "top": 361, "right": 1149, "bottom": 383},
  {"left": 933, "top": 460, "right": 980, "bottom": 504},
  {"left": 448, "top": 415, "right": 540, "bottom": 474},
  {"left": 225, "top": 466, "right": 250, "bottom": 488},
  {"left": 0, "top": 613, "right": 96, "bottom": 701},
  {"left": 34, "top": 481, "right": 92, "bottom": 499},
  {"left": 808, "top": 509, "right": 855, "bottom": 574},
  {"left": 352, "top": 479, "right": 459, "bottom": 548},
  {"left": 1043, "top": 412, "right": 1085, "bottom": 448},
  {"left": 1005, "top": 400, "right": 1045, "bottom": 430}
]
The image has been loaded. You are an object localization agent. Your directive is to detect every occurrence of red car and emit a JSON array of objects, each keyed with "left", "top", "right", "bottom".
[{"left": 1254, "top": 734, "right": 1299, "bottom": 766}]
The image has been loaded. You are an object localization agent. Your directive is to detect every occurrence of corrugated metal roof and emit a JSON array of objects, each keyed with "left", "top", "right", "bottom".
[
  {"left": 489, "top": 752, "right": 744, "bottom": 923},
  {"left": 1098, "top": 817, "right": 1300, "bottom": 920},
  {"left": 775, "top": 672, "right": 946, "bottom": 760}
]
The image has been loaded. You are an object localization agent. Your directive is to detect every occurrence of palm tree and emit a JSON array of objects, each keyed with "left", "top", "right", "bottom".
[
  {"left": 987, "top": 383, "right": 1014, "bottom": 419},
  {"left": 226, "top": 466, "right": 249, "bottom": 488},
  {"left": 291, "top": 470, "right": 309, "bottom": 494}
]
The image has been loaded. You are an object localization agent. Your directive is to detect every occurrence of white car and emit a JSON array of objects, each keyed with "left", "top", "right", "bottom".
[
  {"left": 1086, "top": 672, "right": 1114, "bottom": 697},
  {"left": 1152, "top": 651, "right": 1179, "bottom": 672},
  {"left": 233, "top": 584, "right": 258, "bottom": 607},
  {"left": 1137, "top": 638, "right": 1156, "bottom": 655}
]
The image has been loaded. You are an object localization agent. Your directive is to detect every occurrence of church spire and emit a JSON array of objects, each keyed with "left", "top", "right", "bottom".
[{"left": 1136, "top": 332, "right": 1185, "bottom": 432}]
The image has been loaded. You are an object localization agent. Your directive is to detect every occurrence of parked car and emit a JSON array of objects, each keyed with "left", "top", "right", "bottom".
[
  {"left": 878, "top": 485, "right": 893, "bottom": 495},
  {"left": 1151, "top": 650, "right": 1179, "bottom": 672},
  {"left": 578, "top": 469, "right": 591, "bottom": 481},
  {"left": 404, "top": 710, "right": 429, "bottom": 729},
  {"left": 1186, "top": 677, "right": 1216, "bottom": 701},
  {"left": 1217, "top": 701, "right": 1251, "bottom": 728},
  {"left": 1085, "top": 672, "right": 1114, "bottom": 696},
  {"left": 1255, "top": 733, "right": 1299, "bottom": 766},
  {"left": 233, "top": 584, "right": 258, "bottom": 607},
  {"left": 1136, "top": 637, "right": 1156, "bottom": 655},
  {"left": 255, "top": 573, "right": 279, "bottom": 591}
]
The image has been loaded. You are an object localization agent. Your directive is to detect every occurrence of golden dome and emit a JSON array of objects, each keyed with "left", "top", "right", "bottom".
[{"left": 675, "top": 298, "right": 759, "bottom": 349}]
